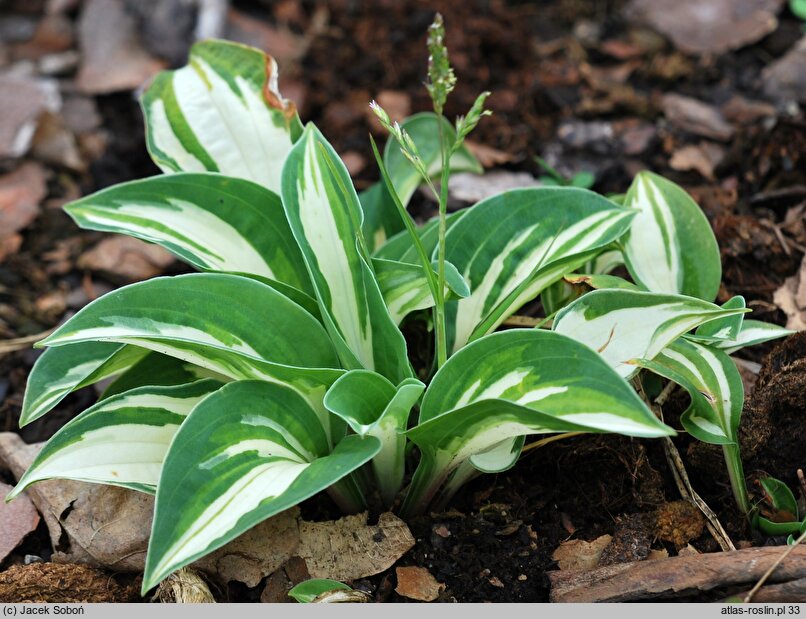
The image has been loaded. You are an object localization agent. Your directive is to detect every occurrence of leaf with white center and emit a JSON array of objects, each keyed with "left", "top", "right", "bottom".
[
  {"left": 553, "top": 290, "right": 748, "bottom": 379},
  {"left": 632, "top": 339, "right": 741, "bottom": 444},
  {"left": 102, "top": 351, "right": 226, "bottom": 399},
  {"left": 373, "top": 258, "right": 469, "bottom": 324},
  {"left": 361, "top": 113, "right": 481, "bottom": 251},
  {"left": 9, "top": 380, "right": 222, "bottom": 499},
  {"left": 712, "top": 319, "right": 794, "bottom": 355},
  {"left": 39, "top": 274, "right": 343, "bottom": 428},
  {"left": 142, "top": 40, "right": 302, "bottom": 193},
  {"left": 281, "top": 124, "right": 410, "bottom": 382},
  {"left": 21, "top": 342, "right": 148, "bottom": 426},
  {"left": 621, "top": 171, "right": 721, "bottom": 301},
  {"left": 401, "top": 329, "right": 673, "bottom": 516},
  {"left": 324, "top": 370, "right": 424, "bottom": 504},
  {"left": 443, "top": 187, "right": 637, "bottom": 352},
  {"left": 142, "top": 380, "right": 380, "bottom": 593},
  {"left": 65, "top": 173, "right": 312, "bottom": 294}
]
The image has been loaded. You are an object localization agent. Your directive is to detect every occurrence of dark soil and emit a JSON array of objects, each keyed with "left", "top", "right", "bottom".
[{"left": 1, "top": 0, "right": 805, "bottom": 604}]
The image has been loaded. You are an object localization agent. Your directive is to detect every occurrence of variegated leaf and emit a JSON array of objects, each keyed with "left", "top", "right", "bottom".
[
  {"left": 324, "top": 370, "right": 424, "bottom": 504},
  {"left": 21, "top": 342, "right": 148, "bottom": 426},
  {"left": 142, "top": 40, "right": 302, "bottom": 193},
  {"left": 281, "top": 124, "right": 410, "bottom": 382},
  {"left": 401, "top": 329, "right": 673, "bottom": 515},
  {"left": 39, "top": 274, "right": 343, "bottom": 429},
  {"left": 373, "top": 211, "right": 466, "bottom": 263},
  {"left": 688, "top": 296, "right": 746, "bottom": 344},
  {"left": 142, "top": 380, "right": 380, "bottom": 592},
  {"left": 553, "top": 290, "right": 748, "bottom": 378},
  {"left": 102, "top": 351, "right": 226, "bottom": 399},
  {"left": 712, "top": 319, "right": 794, "bottom": 355},
  {"left": 373, "top": 258, "right": 469, "bottom": 324},
  {"left": 65, "top": 173, "right": 312, "bottom": 294},
  {"left": 9, "top": 380, "right": 222, "bottom": 498},
  {"left": 443, "top": 188, "right": 637, "bottom": 352},
  {"left": 621, "top": 171, "right": 721, "bottom": 301},
  {"left": 361, "top": 113, "right": 481, "bottom": 251},
  {"left": 633, "top": 339, "right": 741, "bottom": 444}
]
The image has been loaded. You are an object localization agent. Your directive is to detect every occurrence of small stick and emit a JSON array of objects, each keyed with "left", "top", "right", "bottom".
[
  {"left": 0, "top": 330, "right": 53, "bottom": 356},
  {"left": 797, "top": 469, "right": 806, "bottom": 505},
  {"left": 744, "top": 529, "right": 806, "bottom": 603}
]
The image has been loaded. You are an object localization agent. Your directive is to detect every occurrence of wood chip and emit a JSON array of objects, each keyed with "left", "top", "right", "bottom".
[{"left": 552, "top": 535, "right": 613, "bottom": 571}]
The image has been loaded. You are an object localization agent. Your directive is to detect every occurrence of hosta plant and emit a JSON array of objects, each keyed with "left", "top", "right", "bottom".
[{"left": 9, "top": 17, "right": 792, "bottom": 594}]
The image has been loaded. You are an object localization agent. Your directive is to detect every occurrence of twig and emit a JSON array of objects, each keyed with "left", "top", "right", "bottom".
[
  {"left": 0, "top": 330, "right": 53, "bottom": 356},
  {"left": 502, "top": 315, "right": 540, "bottom": 327},
  {"left": 744, "top": 529, "right": 806, "bottom": 603},
  {"left": 638, "top": 379, "right": 736, "bottom": 551}
]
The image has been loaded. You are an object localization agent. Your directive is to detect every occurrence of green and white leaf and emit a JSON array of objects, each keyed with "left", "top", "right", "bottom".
[
  {"left": 281, "top": 124, "right": 410, "bottom": 382},
  {"left": 288, "top": 579, "right": 352, "bottom": 603},
  {"left": 688, "top": 296, "right": 746, "bottom": 344},
  {"left": 373, "top": 257, "right": 469, "bottom": 324},
  {"left": 9, "top": 380, "right": 222, "bottom": 498},
  {"left": 361, "top": 113, "right": 481, "bottom": 251},
  {"left": 39, "top": 274, "right": 343, "bottom": 423},
  {"left": 102, "top": 351, "right": 226, "bottom": 399},
  {"left": 142, "top": 380, "right": 379, "bottom": 593},
  {"left": 402, "top": 329, "right": 673, "bottom": 515},
  {"left": 712, "top": 319, "right": 794, "bottom": 355},
  {"left": 373, "top": 211, "right": 466, "bottom": 263},
  {"left": 142, "top": 40, "right": 302, "bottom": 193},
  {"left": 324, "top": 370, "right": 424, "bottom": 504},
  {"left": 621, "top": 171, "right": 721, "bottom": 301},
  {"left": 632, "top": 338, "right": 742, "bottom": 444},
  {"left": 65, "top": 173, "right": 312, "bottom": 294},
  {"left": 21, "top": 342, "right": 148, "bottom": 426},
  {"left": 443, "top": 187, "right": 637, "bottom": 352},
  {"left": 553, "top": 289, "right": 748, "bottom": 379}
]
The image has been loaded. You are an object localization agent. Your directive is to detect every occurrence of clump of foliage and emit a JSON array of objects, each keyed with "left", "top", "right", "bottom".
[{"left": 8, "top": 16, "right": 792, "bottom": 594}]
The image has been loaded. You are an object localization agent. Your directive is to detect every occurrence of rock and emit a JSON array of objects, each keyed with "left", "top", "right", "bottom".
[
  {"left": 762, "top": 36, "right": 806, "bottom": 105},
  {"left": 662, "top": 94, "right": 734, "bottom": 141},
  {"left": 552, "top": 535, "right": 613, "bottom": 571},
  {"left": 0, "top": 75, "right": 60, "bottom": 158},
  {"left": 558, "top": 120, "right": 616, "bottom": 154},
  {"left": 625, "top": 0, "right": 784, "bottom": 55},
  {"left": 449, "top": 170, "right": 541, "bottom": 204},
  {"left": 0, "top": 162, "right": 48, "bottom": 259},
  {"left": 78, "top": 236, "right": 176, "bottom": 282},
  {"left": 395, "top": 566, "right": 445, "bottom": 602},
  {"left": 76, "top": 0, "right": 166, "bottom": 94},
  {"left": 669, "top": 142, "right": 725, "bottom": 180},
  {"left": 0, "top": 481, "right": 40, "bottom": 563}
]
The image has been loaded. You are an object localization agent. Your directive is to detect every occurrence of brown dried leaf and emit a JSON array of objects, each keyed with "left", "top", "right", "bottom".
[
  {"left": 552, "top": 535, "right": 613, "bottom": 571},
  {"left": 395, "top": 566, "right": 445, "bottom": 602},
  {"left": 449, "top": 170, "right": 541, "bottom": 204},
  {"left": 0, "top": 481, "right": 40, "bottom": 563},
  {"left": 0, "top": 162, "right": 48, "bottom": 246},
  {"left": 773, "top": 255, "right": 806, "bottom": 330},
  {"left": 464, "top": 140, "right": 516, "bottom": 168},
  {"left": 298, "top": 512, "right": 415, "bottom": 581},
  {"left": 78, "top": 236, "right": 175, "bottom": 282},
  {"left": 669, "top": 142, "right": 725, "bottom": 180},
  {"left": 76, "top": 0, "right": 166, "bottom": 94},
  {"left": 626, "top": 0, "right": 784, "bottom": 55},
  {"left": 0, "top": 76, "right": 60, "bottom": 158},
  {"left": 662, "top": 94, "right": 734, "bottom": 141},
  {"left": 763, "top": 36, "right": 806, "bottom": 105}
]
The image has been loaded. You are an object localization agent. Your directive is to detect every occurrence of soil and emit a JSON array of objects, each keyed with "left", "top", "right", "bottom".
[{"left": 1, "top": 0, "right": 805, "bottom": 604}]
